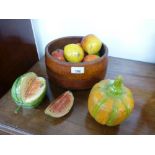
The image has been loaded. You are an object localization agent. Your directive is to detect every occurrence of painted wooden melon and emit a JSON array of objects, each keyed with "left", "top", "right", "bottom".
[{"left": 88, "top": 76, "right": 134, "bottom": 126}]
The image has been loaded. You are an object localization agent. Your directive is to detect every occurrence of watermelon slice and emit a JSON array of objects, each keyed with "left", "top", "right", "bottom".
[{"left": 45, "top": 91, "right": 74, "bottom": 118}]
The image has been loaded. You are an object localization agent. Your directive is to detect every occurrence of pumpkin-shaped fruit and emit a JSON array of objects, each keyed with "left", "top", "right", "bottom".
[{"left": 88, "top": 76, "right": 134, "bottom": 126}]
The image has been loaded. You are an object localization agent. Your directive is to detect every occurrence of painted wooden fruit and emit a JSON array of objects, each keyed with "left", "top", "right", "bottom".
[
  {"left": 88, "top": 76, "right": 134, "bottom": 126},
  {"left": 64, "top": 44, "right": 84, "bottom": 63},
  {"left": 11, "top": 72, "right": 46, "bottom": 109},
  {"left": 45, "top": 91, "right": 74, "bottom": 118},
  {"left": 81, "top": 34, "right": 102, "bottom": 55},
  {"left": 83, "top": 55, "right": 100, "bottom": 62},
  {"left": 51, "top": 49, "right": 65, "bottom": 61}
]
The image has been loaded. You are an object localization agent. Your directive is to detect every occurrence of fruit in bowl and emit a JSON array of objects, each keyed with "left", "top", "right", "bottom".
[
  {"left": 81, "top": 34, "right": 102, "bottom": 55},
  {"left": 50, "top": 34, "right": 103, "bottom": 63},
  {"left": 83, "top": 55, "right": 100, "bottom": 62},
  {"left": 64, "top": 43, "right": 84, "bottom": 63},
  {"left": 51, "top": 49, "right": 65, "bottom": 61},
  {"left": 45, "top": 36, "right": 108, "bottom": 90}
]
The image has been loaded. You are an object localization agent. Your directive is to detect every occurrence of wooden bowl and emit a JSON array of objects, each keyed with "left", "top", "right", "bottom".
[{"left": 45, "top": 36, "right": 108, "bottom": 90}]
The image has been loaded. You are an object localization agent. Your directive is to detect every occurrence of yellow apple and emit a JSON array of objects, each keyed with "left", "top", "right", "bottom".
[
  {"left": 81, "top": 34, "right": 102, "bottom": 54},
  {"left": 64, "top": 44, "right": 84, "bottom": 63}
]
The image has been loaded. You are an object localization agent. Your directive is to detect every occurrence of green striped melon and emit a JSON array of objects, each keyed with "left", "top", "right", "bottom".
[
  {"left": 88, "top": 76, "right": 134, "bottom": 126},
  {"left": 11, "top": 72, "right": 46, "bottom": 109}
]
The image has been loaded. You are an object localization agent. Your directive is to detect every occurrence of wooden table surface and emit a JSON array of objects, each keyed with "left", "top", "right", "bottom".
[{"left": 0, "top": 57, "right": 155, "bottom": 135}]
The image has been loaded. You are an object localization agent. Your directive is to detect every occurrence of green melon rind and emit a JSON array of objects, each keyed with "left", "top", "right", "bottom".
[
  {"left": 11, "top": 72, "right": 46, "bottom": 109},
  {"left": 14, "top": 76, "right": 24, "bottom": 106},
  {"left": 11, "top": 77, "right": 22, "bottom": 104}
]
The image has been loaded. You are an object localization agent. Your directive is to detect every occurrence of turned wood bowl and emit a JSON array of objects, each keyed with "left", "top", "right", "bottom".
[{"left": 45, "top": 36, "right": 108, "bottom": 90}]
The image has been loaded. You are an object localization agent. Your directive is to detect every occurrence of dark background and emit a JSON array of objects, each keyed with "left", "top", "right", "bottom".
[{"left": 0, "top": 19, "right": 38, "bottom": 97}]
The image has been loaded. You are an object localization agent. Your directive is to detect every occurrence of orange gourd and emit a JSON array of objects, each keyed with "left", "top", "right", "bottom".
[{"left": 88, "top": 76, "right": 134, "bottom": 126}]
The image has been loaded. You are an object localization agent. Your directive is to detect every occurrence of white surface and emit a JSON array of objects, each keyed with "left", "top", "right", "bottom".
[
  {"left": 30, "top": 0, "right": 155, "bottom": 63},
  {"left": 31, "top": 19, "right": 155, "bottom": 63}
]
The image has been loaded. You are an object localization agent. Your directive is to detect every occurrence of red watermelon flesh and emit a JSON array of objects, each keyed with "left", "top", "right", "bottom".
[{"left": 45, "top": 91, "right": 74, "bottom": 118}]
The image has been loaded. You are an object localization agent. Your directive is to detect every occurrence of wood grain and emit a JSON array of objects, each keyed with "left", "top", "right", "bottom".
[{"left": 0, "top": 57, "right": 155, "bottom": 135}]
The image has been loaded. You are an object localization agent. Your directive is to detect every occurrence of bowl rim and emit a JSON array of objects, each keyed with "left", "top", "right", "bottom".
[{"left": 45, "top": 36, "right": 108, "bottom": 66}]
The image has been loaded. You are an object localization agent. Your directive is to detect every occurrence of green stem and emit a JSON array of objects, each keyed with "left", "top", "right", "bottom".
[
  {"left": 113, "top": 75, "right": 123, "bottom": 88},
  {"left": 108, "top": 75, "right": 123, "bottom": 96},
  {"left": 14, "top": 106, "right": 21, "bottom": 114}
]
